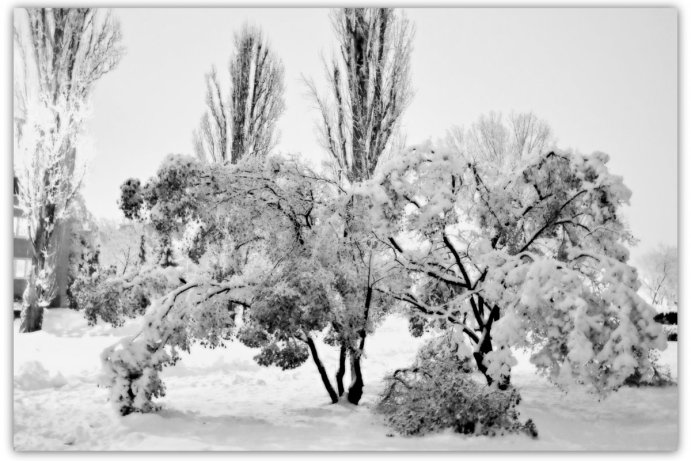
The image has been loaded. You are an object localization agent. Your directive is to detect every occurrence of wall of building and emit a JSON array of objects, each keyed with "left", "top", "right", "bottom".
[{"left": 13, "top": 178, "right": 69, "bottom": 307}]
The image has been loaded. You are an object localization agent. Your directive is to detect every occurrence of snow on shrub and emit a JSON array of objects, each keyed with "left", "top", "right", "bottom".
[
  {"left": 623, "top": 349, "right": 674, "bottom": 387},
  {"left": 377, "top": 334, "right": 537, "bottom": 438}
]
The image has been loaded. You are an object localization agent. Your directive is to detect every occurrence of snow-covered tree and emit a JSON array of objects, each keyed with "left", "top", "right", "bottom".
[
  {"left": 193, "top": 24, "right": 285, "bottom": 164},
  {"left": 103, "top": 150, "right": 410, "bottom": 412},
  {"left": 358, "top": 114, "right": 666, "bottom": 393},
  {"left": 95, "top": 219, "right": 152, "bottom": 276},
  {"left": 14, "top": 102, "right": 83, "bottom": 332},
  {"left": 637, "top": 245, "right": 678, "bottom": 309},
  {"left": 14, "top": 8, "right": 123, "bottom": 332},
  {"left": 103, "top": 155, "right": 331, "bottom": 412}
]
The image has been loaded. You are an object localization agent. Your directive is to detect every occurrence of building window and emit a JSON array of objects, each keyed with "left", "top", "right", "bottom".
[
  {"left": 14, "top": 258, "right": 32, "bottom": 279},
  {"left": 14, "top": 216, "right": 29, "bottom": 239}
]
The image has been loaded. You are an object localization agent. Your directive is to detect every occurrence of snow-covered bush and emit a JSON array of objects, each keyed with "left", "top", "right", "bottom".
[
  {"left": 623, "top": 349, "right": 674, "bottom": 387},
  {"left": 377, "top": 334, "right": 537, "bottom": 438}
]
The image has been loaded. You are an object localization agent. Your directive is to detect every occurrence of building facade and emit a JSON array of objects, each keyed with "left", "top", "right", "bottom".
[{"left": 13, "top": 178, "right": 31, "bottom": 309}]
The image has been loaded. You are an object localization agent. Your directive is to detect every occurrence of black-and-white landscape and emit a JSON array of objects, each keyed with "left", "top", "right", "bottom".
[{"left": 11, "top": 7, "right": 678, "bottom": 451}]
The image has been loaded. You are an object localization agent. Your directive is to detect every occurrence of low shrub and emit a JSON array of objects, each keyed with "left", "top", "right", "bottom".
[
  {"left": 624, "top": 349, "right": 675, "bottom": 387},
  {"left": 376, "top": 334, "right": 538, "bottom": 438}
]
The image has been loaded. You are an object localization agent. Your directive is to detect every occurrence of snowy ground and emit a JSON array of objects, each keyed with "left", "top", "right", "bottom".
[{"left": 13, "top": 308, "right": 678, "bottom": 451}]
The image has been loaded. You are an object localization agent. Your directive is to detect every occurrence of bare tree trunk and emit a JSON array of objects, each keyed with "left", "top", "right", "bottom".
[
  {"left": 347, "top": 348, "right": 365, "bottom": 404},
  {"left": 306, "top": 336, "right": 339, "bottom": 404},
  {"left": 472, "top": 328, "right": 511, "bottom": 390},
  {"left": 335, "top": 342, "right": 347, "bottom": 397},
  {"left": 473, "top": 341, "right": 494, "bottom": 387},
  {"left": 346, "top": 286, "right": 372, "bottom": 404}
]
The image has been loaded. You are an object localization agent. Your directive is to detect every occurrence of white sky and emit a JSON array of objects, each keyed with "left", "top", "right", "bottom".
[{"left": 78, "top": 7, "right": 677, "bottom": 258}]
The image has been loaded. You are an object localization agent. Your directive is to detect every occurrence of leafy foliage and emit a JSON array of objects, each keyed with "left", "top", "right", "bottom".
[
  {"left": 70, "top": 264, "right": 183, "bottom": 327},
  {"left": 238, "top": 258, "right": 334, "bottom": 369}
]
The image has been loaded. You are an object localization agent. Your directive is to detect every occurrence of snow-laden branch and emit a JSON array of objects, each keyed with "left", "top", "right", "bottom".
[{"left": 101, "top": 279, "right": 251, "bottom": 415}]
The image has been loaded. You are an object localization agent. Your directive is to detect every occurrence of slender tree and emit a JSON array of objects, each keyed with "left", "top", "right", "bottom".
[
  {"left": 441, "top": 111, "right": 553, "bottom": 170},
  {"left": 193, "top": 24, "right": 285, "bottom": 164},
  {"left": 308, "top": 7, "right": 414, "bottom": 404},
  {"left": 310, "top": 8, "right": 413, "bottom": 182},
  {"left": 14, "top": 8, "right": 123, "bottom": 332}
]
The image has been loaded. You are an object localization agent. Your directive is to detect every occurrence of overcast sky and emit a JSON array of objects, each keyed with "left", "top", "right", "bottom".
[{"left": 77, "top": 7, "right": 677, "bottom": 258}]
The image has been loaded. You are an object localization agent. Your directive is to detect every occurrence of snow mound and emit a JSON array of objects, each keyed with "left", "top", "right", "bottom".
[{"left": 15, "top": 361, "right": 68, "bottom": 391}]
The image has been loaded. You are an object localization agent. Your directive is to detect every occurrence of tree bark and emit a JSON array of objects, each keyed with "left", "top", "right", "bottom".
[
  {"left": 20, "top": 212, "right": 52, "bottom": 333},
  {"left": 306, "top": 336, "right": 339, "bottom": 404}
]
